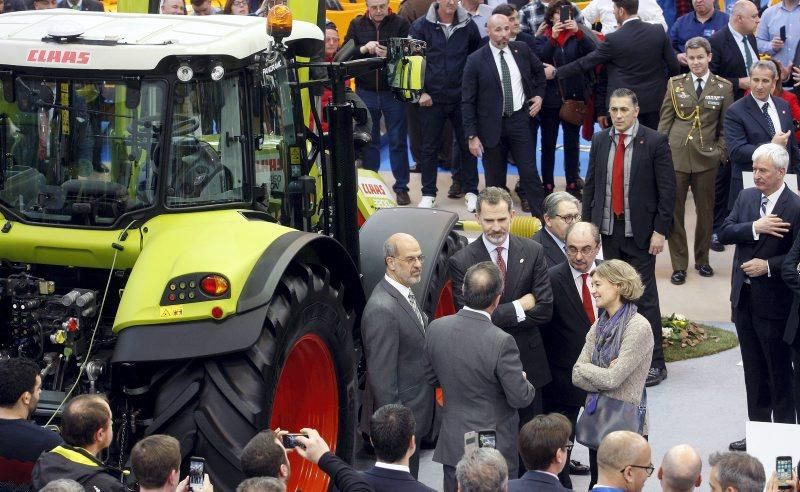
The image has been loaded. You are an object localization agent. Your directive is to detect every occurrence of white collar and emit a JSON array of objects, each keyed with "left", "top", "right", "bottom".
[
  {"left": 621, "top": 16, "right": 639, "bottom": 25},
  {"left": 384, "top": 274, "right": 412, "bottom": 299},
  {"left": 463, "top": 305, "right": 493, "bottom": 320},
  {"left": 763, "top": 182, "right": 786, "bottom": 204},
  {"left": 482, "top": 234, "right": 510, "bottom": 255},
  {"left": 751, "top": 93, "right": 774, "bottom": 109},
  {"left": 692, "top": 71, "right": 710, "bottom": 85},
  {"left": 728, "top": 23, "right": 750, "bottom": 41},
  {"left": 489, "top": 42, "right": 511, "bottom": 57},
  {"left": 570, "top": 262, "right": 596, "bottom": 279},
  {"left": 374, "top": 462, "right": 411, "bottom": 473}
]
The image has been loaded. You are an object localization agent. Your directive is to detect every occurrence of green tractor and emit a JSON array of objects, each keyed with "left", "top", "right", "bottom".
[{"left": 0, "top": 3, "right": 476, "bottom": 491}]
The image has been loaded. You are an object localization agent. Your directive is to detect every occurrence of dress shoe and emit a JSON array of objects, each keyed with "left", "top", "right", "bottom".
[
  {"left": 670, "top": 270, "right": 687, "bottom": 285},
  {"left": 395, "top": 190, "right": 411, "bottom": 206},
  {"left": 566, "top": 182, "right": 582, "bottom": 200},
  {"left": 569, "top": 460, "right": 590, "bottom": 475},
  {"left": 418, "top": 196, "right": 436, "bottom": 208},
  {"left": 447, "top": 182, "right": 464, "bottom": 199},
  {"left": 465, "top": 192, "right": 478, "bottom": 213},
  {"left": 695, "top": 264, "right": 714, "bottom": 277},
  {"left": 710, "top": 233, "right": 725, "bottom": 252},
  {"left": 729, "top": 438, "right": 746, "bottom": 451},
  {"left": 520, "top": 198, "right": 532, "bottom": 213},
  {"left": 409, "top": 163, "right": 421, "bottom": 173},
  {"left": 645, "top": 367, "right": 667, "bottom": 387}
]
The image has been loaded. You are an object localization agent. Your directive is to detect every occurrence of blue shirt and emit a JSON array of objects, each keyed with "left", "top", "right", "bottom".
[
  {"left": 757, "top": 1, "right": 800, "bottom": 69},
  {"left": 669, "top": 9, "right": 729, "bottom": 53}
]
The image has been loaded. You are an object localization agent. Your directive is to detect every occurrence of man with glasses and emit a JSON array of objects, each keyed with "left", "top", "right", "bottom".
[
  {"left": 534, "top": 192, "right": 582, "bottom": 267},
  {"left": 592, "top": 431, "right": 653, "bottom": 492},
  {"left": 361, "top": 233, "right": 433, "bottom": 478},
  {"left": 448, "top": 186, "right": 553, "bottom": 478},
  {"left": 541, "top": 221, "right": 600, "bottom": 487},
  {"left": 510, "top": 413, "right": 574, "bottom": 490}
]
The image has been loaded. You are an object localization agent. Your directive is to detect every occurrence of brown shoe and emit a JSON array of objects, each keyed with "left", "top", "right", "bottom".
[{"left": 395, "top": 190, "right": 411, "bottom": 206}]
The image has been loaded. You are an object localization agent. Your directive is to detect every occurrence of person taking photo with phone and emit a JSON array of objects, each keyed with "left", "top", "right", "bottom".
[{"left": 130, "top": 435, "right": 213, "bottom": 492}]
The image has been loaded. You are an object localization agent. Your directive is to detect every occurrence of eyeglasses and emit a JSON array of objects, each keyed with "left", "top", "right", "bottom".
[
  {"left": 621, "top": 464, "right": 655, "bottom": 477},
  {"left": 231, "top": 1, "right": 246, "bottom": 6},
  {"left": 566, "top": 245, "right": 597, "bottom": 256},
  {"left": 392, "top": 255, "right": 425, "bottom": 264},
  {"left": 562, "top": 442, "right": 574, "bottom": 452},
  {"left": 367, "top": 2, "right": 388, "bottom": 9},
  {"left": 555, "top": 213, "right": 582, "bottom": 223}
]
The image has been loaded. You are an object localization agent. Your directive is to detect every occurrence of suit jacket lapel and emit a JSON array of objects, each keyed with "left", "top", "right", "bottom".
[
  {"left": 745, "top": 96, "right": 775, "bottom": 136},
  {"left": 595, "top": 130, "right": 612, "bottom": 192},
  {"left": 504, "top": 236, "right": 524, "bottom": 299},
  {"left": 510, "top": 44, "right": 531, "bottom": 98},
  {"left": 557, "top": 263, "right": 590, "bottom": 324},
  {"left": 755, "top": 187, "right": 792, "bottom": 255},
  {"left": 630, "top": 125, "right": 647, "bottom": 182},
  {"left": 483, "top": 45, "right": 502, "bottom": 92},
  {"left": 684, "top": 75, "right": 700, "bottom": 103},
  {"left": 382, "top": 279, "right": 426, "bottom": 336}
]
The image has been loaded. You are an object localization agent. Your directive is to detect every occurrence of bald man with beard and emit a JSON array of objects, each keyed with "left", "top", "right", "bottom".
[
  {"left": 592, "top": 431, "right": 653, "bottom": 492},
  {"left": 658, "top": 445, "right": 702, "bottom": 492}
]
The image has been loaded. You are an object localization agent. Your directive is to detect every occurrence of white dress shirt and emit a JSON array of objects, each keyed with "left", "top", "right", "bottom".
[
  {"left": 751, "top": 182, "right": 785, "bottom": 278},
  {"left": 384, "top": 274, "right": 415, "bottom": 310},
  {"left": 570, "top": 263, "right": 597, "bottom": 319},
  {"left": 463, "top": 305, "right": 493, "bottom": 320},
  {"left": 729, "top": 24, "right": 758, "bottom": 74},
  {"left": 489, "top": 42, "right": 525, "bottom": 113},
  {"left": 580, "top": 0, "right": 667, "bottom": 34},
  {"left": 374, "top": 462, "right": 411, "bottom": 473},
  {"left": 482, "top": 234, "right": 526, "bottom": 321},
  {"left": 752, "top": 95, "right": 783, "bottom": 140}
]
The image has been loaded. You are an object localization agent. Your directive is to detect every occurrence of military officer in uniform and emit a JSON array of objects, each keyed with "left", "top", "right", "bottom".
[{"left": 658, "top": 36, "right": 733, "bottom": 285}]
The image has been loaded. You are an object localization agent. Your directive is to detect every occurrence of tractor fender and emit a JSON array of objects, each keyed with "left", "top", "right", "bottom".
[{"left": 112, "top": 230, "right": 364, "bottom": 363}]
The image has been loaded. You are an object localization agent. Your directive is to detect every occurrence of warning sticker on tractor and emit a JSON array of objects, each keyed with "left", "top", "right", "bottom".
[{"left": 160, "top": 306, "right": 184, "bottom": 318}]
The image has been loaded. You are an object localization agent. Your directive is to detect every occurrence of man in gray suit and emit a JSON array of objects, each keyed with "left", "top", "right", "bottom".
[
  {"left": 361, "top": 233, "right": 433, "bottom": 478},
  {"left": 424, "top": 261, "right": 535, "bottom": 492}
]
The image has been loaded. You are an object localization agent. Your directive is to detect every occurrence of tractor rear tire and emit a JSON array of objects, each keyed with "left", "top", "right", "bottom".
[{"left": 144, "top": 261, "right": 358, "bottom": 492}]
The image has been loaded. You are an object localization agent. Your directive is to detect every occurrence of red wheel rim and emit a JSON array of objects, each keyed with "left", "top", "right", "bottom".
[
  {"left": 270, "top": 334, "right": 339, "bottom": 492},
  {"left": 434, "top": 279, "right": 456, "bottom": 319}
]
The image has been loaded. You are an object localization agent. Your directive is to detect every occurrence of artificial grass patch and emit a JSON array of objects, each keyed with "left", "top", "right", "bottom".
[{"left": 663, "top": 323, "right": 739, "bottom": 363}]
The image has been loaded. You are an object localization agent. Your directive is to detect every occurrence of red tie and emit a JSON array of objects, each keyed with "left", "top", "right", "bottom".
[
  {"left": 612, "top": 133, "right": 627, "bottom": 216},
  {"left": 495, "top": 246, "right": 507, "bottom": 279},
  {"left": 581, "top": 273, "right": 595, "bottom": 324}
]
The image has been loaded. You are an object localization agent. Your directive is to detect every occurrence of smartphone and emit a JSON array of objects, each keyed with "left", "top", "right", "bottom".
[
  {"left": 776, "top": 456, "right": 793, "bottom": 489},
  {"left": 477, "top": 430, "right": 496, "bottom": 449},
  {"left": 780, "top": 26, "right": 787, "bottom": 42},
  {"left": 281, "top": 433, "right": 308, "bottom": 449},
  {"left": 559, "top": 4, "right": 571, "bottom": 21},
  {"left": 188, "top": 456, "right": 205, "bottom": 492}
]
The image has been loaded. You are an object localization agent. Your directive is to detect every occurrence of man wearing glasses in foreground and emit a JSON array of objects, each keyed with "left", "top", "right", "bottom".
[
  {"left": 533, "top": 192, "right": 583, "bottom": 268},
  {"left": 591, "top": 431, "right": 654, "bottom": 492}
]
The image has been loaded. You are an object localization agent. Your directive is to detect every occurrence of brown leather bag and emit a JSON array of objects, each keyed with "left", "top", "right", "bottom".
[{"left": 559, "top": 99, "right": 588, "bottom": 126}]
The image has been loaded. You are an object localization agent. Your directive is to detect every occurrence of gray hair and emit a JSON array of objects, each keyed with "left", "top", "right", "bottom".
[
  {"left": 752, "top": 143, "right": 789, "bottom": 170},
  {"left": 660, "top": 445, "right": 702, "bottom": 492},
  {"left": 750, "top": 60, "right": 778, "bottom": 80},
  {"left": 610, "top": 88, "right": 639, "bottom": 107},
  {"left": 730, "top": 0, "right": 755, "bottom": 16},
  {"left": 477, "top": 187, "right": 514, "bottom": 215},
  {"left": 39, "top": 479, "right": 85, "bottom": 492},
  {"left": 565, "top": 221, "right": 601, "bottom": 245},
  {"left": 455, "top": 447, "right": 509, "bottom": 492},
  {"left": 236, "top": 477, "right": 287, "bottom": 492},
  {"left": 544, "top": 191, "right": 581, "bottom": 219},
  {"left": 684, "top": 36, "right": 711, "bottom": 54},
  {"left": 709, "top": 452, "right": 765, "bottom": 492}
]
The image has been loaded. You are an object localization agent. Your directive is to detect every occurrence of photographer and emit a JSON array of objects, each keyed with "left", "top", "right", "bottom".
[
  {"left": 130, "top": 434, "right": 213, "bottom": 492},
  {"left": 293, "top": 428, "right": 375, "bottom": 492}
]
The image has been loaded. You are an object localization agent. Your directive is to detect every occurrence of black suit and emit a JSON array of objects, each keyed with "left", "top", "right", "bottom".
[
  {"left": 448, "top": 234, "right": 552, "bottom": 477},
  {"left": 583, "top": 123, "right": 676, "bottom": 370},
  {"left": 555, "top": 18, "right": 679, "bottom": 128},
  {"left": 781, "top": 232, "right": 800, "bottom": 422},
  {"left": 709, "top": 25, "right": 759, "bottom": 232},
  {"left": 360, "top": 465, "right": 435, "bottom": 492},
  {"left": 57, "top": 0, "right": 104, "bottom": 10},
  {"left": 462, "top": 41, "right": 547, "bottom": 217},
  {"left": 532, "top": 228, "right": 567, "bottom": 268},
  {"left": 508, "top": 470, "right": 567, "bottom": 492},
  {"left": 719, "top": 186, "right": 800, "bottom": 424},
  {"left": 541, "top": 260, "right": 596, "bottom": 488},
  {"left": 724, "top": 95, "right": 800, "bottom": 207}
]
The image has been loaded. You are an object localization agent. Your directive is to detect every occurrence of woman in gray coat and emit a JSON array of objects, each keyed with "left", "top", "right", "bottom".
[{"left": 573, "top": 259, "right": 653, "bottom": 488}]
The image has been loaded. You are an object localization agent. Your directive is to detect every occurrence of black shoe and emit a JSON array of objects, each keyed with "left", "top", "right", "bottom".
[
  {"left": 645, "top": 367, "right": 667, "bottom": 387},
  {"left": 729, "top": 438, "right": 746, "bottom": 451},
  {"left": 448, "top": 182, "right": 464, "bottom": 199},
  {"left": 710, "top": 233, "right": 725, "bottom": 252},
  {"left": 695, "top": 264, "right": 714, "bottom": 277},
  {"left": 670, "top": 270, "right": 687, "bottom": 285},
  {"left": 395, "top": 190, "right": 411, "bottom": 206},
  {"left": 409, "top": 163, "right": 421, "bottom": 173},
  {"left": 521, "top": 198, "right": 531, "bottom": 213},
  {"left": 569, "top": 460, "right": 590, "bottom": 475}
]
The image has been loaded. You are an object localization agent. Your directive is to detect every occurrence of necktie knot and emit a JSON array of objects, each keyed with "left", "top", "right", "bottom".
[{"left": 762, "top": 102, "right": 769, "bottom": 113}]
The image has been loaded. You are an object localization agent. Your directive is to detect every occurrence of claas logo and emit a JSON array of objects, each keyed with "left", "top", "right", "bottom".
[{"left": 26, "top": 49, "right": 91, "bottom": 65}]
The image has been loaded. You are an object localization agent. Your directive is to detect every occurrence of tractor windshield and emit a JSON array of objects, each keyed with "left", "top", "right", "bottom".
[{"left": 0, "top": 77, "right": 165, "bottom": 227}]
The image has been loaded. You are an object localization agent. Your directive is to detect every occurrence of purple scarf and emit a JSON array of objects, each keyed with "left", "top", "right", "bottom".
[{"left": 591, "top": 302, "right": 637, "bottom": 368}]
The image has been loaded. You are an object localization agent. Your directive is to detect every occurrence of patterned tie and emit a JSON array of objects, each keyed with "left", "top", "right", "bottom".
[
  {"left": 761, "top": 103, "right": 776, "bottom": 137},
  {"left": 499, "top": 50, "right": 514, "bottom": 117},
  {"left": 695, "top": 78, "right": 703, "bottom": 99},
  {"left": 612, "top": 133, "right": 627, "bottom": 216},
  {"left": 581, "top": 273, "right": 596, "bottom": 324},
  {"left": 407, "top": 290, "right": 425, "bottom": 328},
  {"left": 760, "top": 195, "right": 768, "bottom": 218},
  {"left": 743, "top": 36, "right": 753, "bottom": 74},
  {"left": 495, "top": 246, "right": 507, "bottom": 279}
]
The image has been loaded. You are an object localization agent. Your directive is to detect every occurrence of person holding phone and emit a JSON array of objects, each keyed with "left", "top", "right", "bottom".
[
  {"left": 757, "top": 0, "right": 800, "bottom": 82},
  {"left": 534, "top": 0, "right": 596, "bottom": 199}
]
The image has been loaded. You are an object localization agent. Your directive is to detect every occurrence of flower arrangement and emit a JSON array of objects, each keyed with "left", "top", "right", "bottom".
[{"left": 661, "top": 313, "right": 721, "bottom": 348}]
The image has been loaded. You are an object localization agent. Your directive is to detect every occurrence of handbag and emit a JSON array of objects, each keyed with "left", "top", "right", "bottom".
[
  {"left": 557, "top": 78, "right": 588, "bottom": 126},
  {"left": 575, "top": 390, "right": 647, "bottom": 450}
]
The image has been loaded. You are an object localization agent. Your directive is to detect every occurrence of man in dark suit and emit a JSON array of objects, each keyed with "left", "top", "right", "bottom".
[
  {"left": 708, "top": 0, "right": 763, "bottom": 252},
  {"left": 56, "top": 0, "right": 103, "bottom": 10},
  {"left": 582, "top": 87, "right": 676, "bottom": 387},
  {"left": 724, "top": 60, "right": 800, "bottom": 208},
  {"left": 462, "top": 14, "right": 547, "bottom": 216},
  {"left": 449, "top": 187, "right": 553, "bottom": 447},
  {"left": 719, "top": 143, "right": 800, "bottom": 452},
  {"left": 361, "top": 405, "right": 435, "bottom": 492},
  {"left": 361, "top": 233, "right": 433, "bottom": 478},
  {"left": 424, "top": 261, "right": 535, "bottom": 491},
  {"left": 544, "top": 0, "right": 680, "bottom": 130},
  {"left": 533, "top": 192, "right": 582, "bottom": 268},
  {"left": 542, "top": 221, "right": 601, "bottom": 488},
  {"left": 510, "top": 414, "right": 572, "bottom": 491}
]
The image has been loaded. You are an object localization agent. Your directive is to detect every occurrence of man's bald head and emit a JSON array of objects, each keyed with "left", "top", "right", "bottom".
[
  {"left": 597, "top": 431, "right": 648, "bottom": 471},
  {"left": 487, "top": 14, "right": 511, "bottom": 49},
  {"left": 659, "top": 445, "right": 702, "bottom": 492}
]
